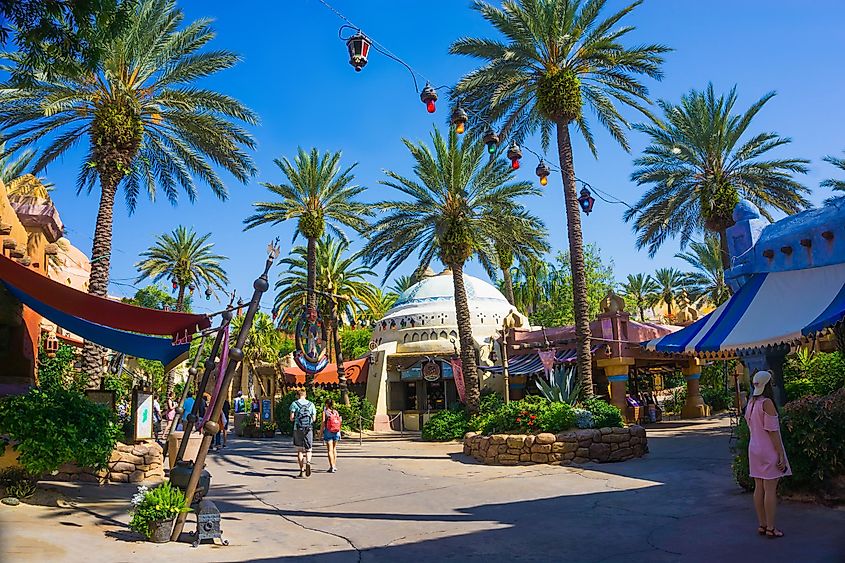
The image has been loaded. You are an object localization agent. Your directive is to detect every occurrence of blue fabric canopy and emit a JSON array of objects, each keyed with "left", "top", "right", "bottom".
[
  {"left": 6, "top": 283, "right": 189, "bottom": 366},
  {"left": 645, "top": 262, "right": 845, "bottom": 354},
  {"left": 483, "top": 349, "right": 577, "bottom": 376}
]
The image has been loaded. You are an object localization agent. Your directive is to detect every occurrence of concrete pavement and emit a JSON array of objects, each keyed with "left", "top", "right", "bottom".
[{"left": 1, "top": 417, "right": 844, "bottom": 562}]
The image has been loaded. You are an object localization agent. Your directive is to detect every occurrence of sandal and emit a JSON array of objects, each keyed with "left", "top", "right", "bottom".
[
  {"left": 757, "top": 525, "right": 767, "bottom": 536},
  {"left": 766, "top": 527, "right": 784, "bottom": 539}
]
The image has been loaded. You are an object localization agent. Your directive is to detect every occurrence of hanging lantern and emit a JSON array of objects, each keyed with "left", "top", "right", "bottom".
[
  {"left": 535, "top": 159, "right": 551, "bottom": 186},
  {"left": 171, "top": 279, "right": 178, "bottom": 290},
  {"left": 346, "top": 31, "right": 371, "bottom": 72},
  {"left": 205, "top": 287, "right": 213, "bottom": 300},
  {"left": 237, "top": 298, "right": 245, "bottom": 317},
  {"left": 483, "top": 128, "right": 499, "bottom": 154},
  {"left": 45, "top": 332, "right": 59, "bottom": 358},
  {"left": 450, "top": 105, "right": 468, "bottom": 134},
  {"left": 506, "top": 142, "right": 522, "bottom": 170},
  {"left": 188, "top": 282, "right": 196, "bottom": 295},
  {"left": 420, "top": 83, "right": 438, "bottom": 113},
  {"left": 578, "top": 187, "right": 596, "bottom": 215},
  {"left": 272, "top": 309, "right": 278, "bottom": 321}
]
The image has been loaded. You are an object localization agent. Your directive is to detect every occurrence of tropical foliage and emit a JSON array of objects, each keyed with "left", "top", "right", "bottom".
[
  {"left": 0, "top": 0, "right": 257, "bottom": 376},
  {"left": 510, "top": 245, "right": 615, "bottom": 327},
  {"left": 626, "top": 83, "right": 810, "bottom": 268},
  {"left": 135, "top": 226, "right": 228, "bottom": 311},
  {"left": 620, "top": 273, "right": 658, "bottom": 322},
  {"left": 231, "top": 312, "right": 291, "bottom": 398},
  {"left": 245, "top": 147, "right": 371, "bottom": 321},
  {"left": 275, "top": 388, "right": 374, "bottom": 435},
  {"left": 652, "top": 267, "right": 684, "bottom": 317},
  {"left": 821, "top": 151, "right": 845, "bottom": 195},
  {"left": 364, "top": 127, "right": 540, "bottom": 414},
  {"left": 452, "top": 0, "right": 669, "bottom": 394},
  {"left": 675, "top": 236, "right": 730, "bottom": 307}
]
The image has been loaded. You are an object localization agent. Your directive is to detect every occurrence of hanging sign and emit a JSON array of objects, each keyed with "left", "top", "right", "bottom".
[
  {"left": 294, "top": 306, "right": 328, "bottom": 374},
  {"left": 450, "top": 357, "right": 465, "bottom": 403},
  {"left": 422, "top": 360, "right": 441, "bottom": 382},
  {"left": 132, "top": 390, "right": 154, "bottom": 441}
]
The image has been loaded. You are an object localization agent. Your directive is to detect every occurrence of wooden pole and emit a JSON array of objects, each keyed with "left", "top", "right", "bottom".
[
  {"left": 165, "top": 332, "right": 209, "bottom": 442},
  {"left": 171, "top": 244, "right": 277, "bottom": 541}
]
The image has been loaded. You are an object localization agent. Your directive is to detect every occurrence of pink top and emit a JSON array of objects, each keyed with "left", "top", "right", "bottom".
[{"left": 745, "top": 397, "right": 791, "bottom": 480}]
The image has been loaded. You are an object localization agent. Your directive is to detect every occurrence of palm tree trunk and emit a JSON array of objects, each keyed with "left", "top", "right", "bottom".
[
  {"left": 450, "top": 262, "right": 480, "bottom": 415},
  {"left": 332, "top": 299, "right": 350, "bottom": 406},
  {"left": 718, "top": 229, "right": 731, "bottom": 272},
  {"left": 638, "top": 303, "right": 645, "bottom": 323},
  {"left": 501, "top": 266, "right": 516, "bottom": 306},
  {"left": 555, "top": 121, "right": 593, "bottom": 397},
  {"left": 305, "top": 236, "right": 317, "bottom": 391},
  {"left": 81, "top": 176, "right": 119, "bottom": 384},
  {"left": 176, "top": 284, "right": 187, "bottom": 312}
]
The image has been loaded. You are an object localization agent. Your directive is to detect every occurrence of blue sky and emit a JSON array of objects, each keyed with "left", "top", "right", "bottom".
[{"left": 36, "top": 0, "right": 845, "bottom": 314}]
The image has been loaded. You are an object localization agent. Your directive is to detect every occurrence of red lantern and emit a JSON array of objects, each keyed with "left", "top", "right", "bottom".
[
  {"left": 420, "top": 83, "right": 437, "bottom": 113},
  {"left": 171, "top": 280, "right": 178, "bottom": 290},
  {"left": 506, "top": 142, "right": 522, "bottom": 170}
]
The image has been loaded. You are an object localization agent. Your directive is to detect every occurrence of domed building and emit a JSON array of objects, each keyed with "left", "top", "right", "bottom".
[{"left": 365, "top": 268, "right": 527, "bottom": 431}]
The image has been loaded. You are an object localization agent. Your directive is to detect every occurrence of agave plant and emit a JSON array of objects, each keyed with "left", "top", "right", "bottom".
[{"left": 535, "top": 364, "right": 581, "bottom": 406}]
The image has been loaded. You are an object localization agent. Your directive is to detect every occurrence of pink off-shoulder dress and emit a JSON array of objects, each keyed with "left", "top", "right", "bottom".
[{"left": 745, "top": 397, "right": 791, "bottom": 480}]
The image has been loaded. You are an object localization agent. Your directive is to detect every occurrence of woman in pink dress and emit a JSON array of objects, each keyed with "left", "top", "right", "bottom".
[{"left": 745, "top": 370, "right": 790, "bottom": 539}]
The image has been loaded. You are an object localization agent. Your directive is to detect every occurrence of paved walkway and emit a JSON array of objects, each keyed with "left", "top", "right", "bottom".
[{"left": 2, "top": 417, "right": 844, "bottom": 562}]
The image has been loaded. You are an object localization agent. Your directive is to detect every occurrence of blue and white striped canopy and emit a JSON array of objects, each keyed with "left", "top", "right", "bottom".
[
  {"left": 483, "top": 349, "right": 577, "bottom": 375},
  {"left": 645, "top": 262, "right": 845, "bottom": 354}
]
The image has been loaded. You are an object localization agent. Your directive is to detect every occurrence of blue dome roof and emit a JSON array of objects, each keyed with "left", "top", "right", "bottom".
[{"left": 733, "top": 199, "right": 760, "bottom": 222}]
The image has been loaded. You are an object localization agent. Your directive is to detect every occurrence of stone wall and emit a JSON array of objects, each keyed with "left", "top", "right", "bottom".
[
  {"left": 53, "top": 441, "right": 164, "bottom": 484},
  {"left": 463, "top": 426, "right": 647, "bottom": 466}
]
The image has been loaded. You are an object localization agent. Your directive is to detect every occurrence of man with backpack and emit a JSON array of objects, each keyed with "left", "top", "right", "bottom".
[{"left": 289, "top": 389, "right": 316, "bottom": 478}]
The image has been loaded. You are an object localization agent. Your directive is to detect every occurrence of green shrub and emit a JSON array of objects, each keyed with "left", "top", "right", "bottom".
[
  {"left": 421, "top": 407, "right": 469, "bottom": 441},
  {"left": 0, "top": 467, "right": 38, "bottom": 499},
  {"left": 785, "top": 378, "right": 815, "bottom": 402},
  {"left": 129, "top": 482, "right": 190, "bottom": 539},
  {"left": 783, "top": 350, "right": 845, "bottom": 398},
  {"left": 701, "top": 387, "right": 733, "bottom": 412},
  {"left": 275, "top": 389, "right": 374, "bottom": 435},
  {"left": 661, "top": 387, "right": 686, "bottom": 414},
  {"left": 536, "top": 402, "right": 575, "bottom": 432},
  {"left": 731, "top": 388, "right": 845, "bottom": 494},
  {"left": 0, "top": 387, "right": 121, "bottom": 476},
  {"left": 583, "top": 397, "right": 623, "bottom": 428}
]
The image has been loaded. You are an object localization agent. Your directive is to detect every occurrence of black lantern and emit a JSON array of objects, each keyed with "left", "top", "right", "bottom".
[
  {"left": 450, "top": 105, "right": 468, "bottom": 134},
  {"left": 578, "top": 187, "right": 596, "bottom": 215},
  {"left": 45, "top": 332, "right": 59, "bottom": 358},
  {"left": 506, "top": 142, "right": 522, "bottom": 170},
  {"left": 483, "top": 128, "right": 499, "bottom": 154},
  {"left": 535, "top": 159, "right": 550, "bottom": 186},
  {"left": 188, "top": 282, "right": 196, "bottom": 295},
  {"left": 205, "top": 287, "right": 213, "bottom": 300},
  {"left": 346, "top": 31, "right": 371, "bottom": 72},
  {"left": 420, "top": 83, "right": 438, "bottom": 113}
]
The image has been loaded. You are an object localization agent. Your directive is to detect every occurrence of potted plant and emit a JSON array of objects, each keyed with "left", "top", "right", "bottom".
[
  {"left": 260, "top": 421, "right": 276, "bottom": 438},
  {"left": 129, "top": 481, "right": 190, "bottom": 543}
]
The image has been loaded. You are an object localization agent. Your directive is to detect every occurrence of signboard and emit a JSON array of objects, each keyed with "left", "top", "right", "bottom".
[
  {"left": 261, "top": 399, "right": 272, "bottom": 421},
  {"left": 422, "top": 361, "right": 441, "bottom": 382},
  {"left": 85, "top": 390, "right": 116, "bottom": 412},
  {"left": 132, "top": 390, "right": 154, "bottom": 441}
]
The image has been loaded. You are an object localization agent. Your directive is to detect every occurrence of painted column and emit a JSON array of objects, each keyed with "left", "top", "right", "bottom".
[
  {"left": 597, "top": 358, "right": 635, "bottom": 419},
  {"left": 681, "top": 359, "right": 710, "bottom": 418}
]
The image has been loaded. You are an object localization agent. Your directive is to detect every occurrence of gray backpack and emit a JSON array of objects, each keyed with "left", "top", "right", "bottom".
[{"left": 295, "top": 401, "right": 313, "bottom": 429}]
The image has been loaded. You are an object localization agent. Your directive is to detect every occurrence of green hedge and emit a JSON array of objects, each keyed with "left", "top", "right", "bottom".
[
  {"left": 275, "top": 389, "right": 374, "bottom": 435},
  {"left": 783, "top": 351, "right": 845, "bottom": 399},
  {"left": 421, "top": 407, "right": 469, "bottom": 441},
  {"left": 583, "top": 398, "right": 623, "bottom": 428},
  {"left": 732, "top": 388, "right": 845, "bottom": 493},
  {"left": 0, "top": 387, "right": 121, "bottom": 477}
]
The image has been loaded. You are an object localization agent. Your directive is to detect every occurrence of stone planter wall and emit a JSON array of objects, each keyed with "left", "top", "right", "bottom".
[
  {"left": 53, "top": 441, "right": 164, "bottom": 484},
  {"left": 463, "top": 425, "right": 647, "bottom": 466}
]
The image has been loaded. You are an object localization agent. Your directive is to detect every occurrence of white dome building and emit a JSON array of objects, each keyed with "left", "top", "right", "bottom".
[{"left": 364, "top": 269, "right": 527, "bottom": 431}]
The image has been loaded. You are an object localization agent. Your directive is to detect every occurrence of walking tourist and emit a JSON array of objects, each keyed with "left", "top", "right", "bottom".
[
  {"left": 165, "top": 392, "right": 177, "bottom": 427},
  {"left": 179, "top": 391, "right": 195, "bottom": 431},
  {"left": 152, "top": 395, "right": 162, "bottom": 438},
  {"left": 745, "top": 370, "right": 791, "bottom": 539},
  {"left": 214, "top": 399, "right": 230, "bottom": 450},
  {"left": 234, "top": 390, "right": 245, "bottom": 413},
  {"left": 289, "top": 389, "right": 316, "bottom": 478},
  {"left": 321, "top": 398, "right": 342, "bottom": 473}
]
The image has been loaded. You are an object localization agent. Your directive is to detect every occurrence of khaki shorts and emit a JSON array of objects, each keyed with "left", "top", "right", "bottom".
[{"left": 293, "top": 428, "right": 313, "bottom": 451}]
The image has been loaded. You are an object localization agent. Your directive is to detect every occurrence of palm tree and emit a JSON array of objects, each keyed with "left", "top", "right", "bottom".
[
  {"left": 484, "top": 216, "right": 547, "bottom": 306},
  {"left": 626, "top": 84, "right": 810, "bottom": 269},
  {"left": 364, "top": 127, "right": 540, "bottom": 414},
  {"left": 231, "top": 311, "right": 285, "bottom": 400},
  {"left": 135, "top": 226, "right": 229, "bottom": 311},
  {"left": 273, "top": 236, "right": 379, "bottom": 332},
  {"left": 0, "top": 0, "right": 257, "bottom": 376},
  {"left": 451, "top": 0, "right": 669, "bottom": 394},
  {"left": 620, "top": 273, "right": 658, "bottom": 322},
  {"left": 0, "top": 143, "right": 34, "bottom": 184},
  {"left": 244, "top": 148, "right": 371, "bottom": 321},
  {"left": 389, "top": 274, "right": 418, "bottom": 296},
  {"left": 821, "top": 151, "right": 845, "bottom": 196},
  {"left": 510, "top": 256, "right": 551, "bottom": 317},
  {"left": 675, "top": 236, "right": 730, "bottom": 307},
  {"left": 363, "top": 288, "right": 399, "bottom": 323},
  {"left": 653, "top": 267, "right": 683, "bottom": 320}
]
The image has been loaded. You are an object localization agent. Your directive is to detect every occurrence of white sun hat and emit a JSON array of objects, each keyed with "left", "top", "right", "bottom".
[{"left": 752, "top": 370, "right": 772, "bottom": 396}]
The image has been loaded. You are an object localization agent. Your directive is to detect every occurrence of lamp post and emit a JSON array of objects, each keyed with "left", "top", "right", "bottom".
[
  {"left": 171, "top": 240, "right": 280, "bottom": 542},
  {"left": 500, "top": 310, "right": 523, "bottom": 404}
]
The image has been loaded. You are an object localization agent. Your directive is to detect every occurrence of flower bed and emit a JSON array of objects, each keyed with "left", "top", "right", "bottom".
[{"left": 463, "top": 425, "right": 647, "bottom": 466}]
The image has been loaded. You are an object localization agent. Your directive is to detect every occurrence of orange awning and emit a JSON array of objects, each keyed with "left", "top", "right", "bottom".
[{"left": 284, "top": 357, "right": 370, "bottom": 385}]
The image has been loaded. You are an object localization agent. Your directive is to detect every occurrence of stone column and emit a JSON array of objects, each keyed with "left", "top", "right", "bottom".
[
  {"left": 681, "top": 359, "right": 710, "bottom": 418},
  {"left": 597, "top": 358, "right": 635, "bottom": 418}
]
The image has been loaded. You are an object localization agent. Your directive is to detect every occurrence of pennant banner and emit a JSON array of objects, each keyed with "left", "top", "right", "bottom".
[
  {"left": 450, "top": 357, "right": 465, "bottom": 403},
  {"left": 538, "top": 349, "right": 556, "bottom": 381}
]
